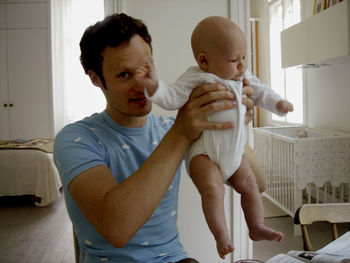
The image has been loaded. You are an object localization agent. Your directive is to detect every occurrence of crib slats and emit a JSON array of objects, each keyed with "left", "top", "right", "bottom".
[{"left": 253, "top": 127, "right": 350, "bottom": 227}]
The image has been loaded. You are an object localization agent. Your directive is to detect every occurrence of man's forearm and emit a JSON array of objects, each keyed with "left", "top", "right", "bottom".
[{"left": 99, "top": 126, "right": 191, "bottom": 247}]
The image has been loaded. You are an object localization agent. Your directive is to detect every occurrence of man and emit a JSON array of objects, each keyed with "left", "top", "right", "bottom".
[{"left": 54, "top": 13, "right": 254, "bottom": 262}]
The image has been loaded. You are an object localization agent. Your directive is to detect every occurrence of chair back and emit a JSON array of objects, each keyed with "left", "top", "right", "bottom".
[{"left": 294, "top": 203, "right": 350, "bottom": 251}]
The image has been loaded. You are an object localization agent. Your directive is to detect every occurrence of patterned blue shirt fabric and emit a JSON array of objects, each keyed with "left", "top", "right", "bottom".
[{"left": 53, "top": 111, "right": 187, "bottom": 263}]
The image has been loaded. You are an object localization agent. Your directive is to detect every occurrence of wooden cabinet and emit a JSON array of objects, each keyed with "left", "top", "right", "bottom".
[
  {"left": 0, "top": 0, "right": 53, "bottom": 140},
  {"left": 281, "top": 0, "right": 350, "bottom": 68}
]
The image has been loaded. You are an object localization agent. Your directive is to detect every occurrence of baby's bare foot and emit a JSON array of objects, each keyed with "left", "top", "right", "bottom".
[
  {"left": 216, "top": 233, "right": 234, "bottom": 259},
  {"left": 249, "top": 224, "right": 284, "bottom": 242}
]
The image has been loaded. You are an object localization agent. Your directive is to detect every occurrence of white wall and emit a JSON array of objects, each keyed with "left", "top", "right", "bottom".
[
  {"left": 250, "top": 0, "right": 350, "bottom": 134},
  {"left": 124, "top": 0, "right": 229, "bottom": 118}
]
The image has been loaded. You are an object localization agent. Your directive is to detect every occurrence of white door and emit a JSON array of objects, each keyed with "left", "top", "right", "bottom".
[
  {"left": 7, "top": 28, "right": 52, "bottom": 139},
  {"left": 2, "top": 1, "right": 53, "bottom": 140},
  {"left": 0, "top": 28, "right": 10, "bottom": 139}
]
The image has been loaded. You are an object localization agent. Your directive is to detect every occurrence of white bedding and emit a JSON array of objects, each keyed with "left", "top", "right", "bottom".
[{"left": 0, "top": 149, "right": 62, "bottom": 206}]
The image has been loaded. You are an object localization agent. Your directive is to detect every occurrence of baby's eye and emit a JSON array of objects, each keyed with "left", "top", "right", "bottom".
[{"left": 231, "top": 59, "right": 238, "bottom": 63}]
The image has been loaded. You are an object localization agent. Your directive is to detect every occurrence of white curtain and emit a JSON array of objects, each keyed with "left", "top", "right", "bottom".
[{"left": 51, "top": 0, "right": 105, "bottom": 134}]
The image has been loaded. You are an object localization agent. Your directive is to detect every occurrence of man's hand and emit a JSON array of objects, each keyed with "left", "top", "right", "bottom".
[
  {"left": 135, "top": 61, "right": 158, "bottom": 96},
  {"left": 173, "top": 83, "right": 237, "bottom": 143},
  {"left": 276, "top": 100, "right": 294, "bottom": 114},
  {"left": 242, "top": 78, "right": 255, "bottom": 124}
]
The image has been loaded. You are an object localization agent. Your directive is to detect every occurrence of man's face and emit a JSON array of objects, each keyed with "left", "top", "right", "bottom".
[{"left": 98, "top": 35, "right": 153, "bottom": 127}]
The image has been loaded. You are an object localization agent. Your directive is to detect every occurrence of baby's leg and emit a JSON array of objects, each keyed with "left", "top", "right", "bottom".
[
  {"left": 228, "top": 155, "right": 283, "bottom": 242},
  {"left": 189, "top": 154, "right": 234, "bottom": 259}
]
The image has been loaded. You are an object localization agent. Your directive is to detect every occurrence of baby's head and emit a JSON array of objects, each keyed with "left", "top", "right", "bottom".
[{"left": 191, "top": 16, "right": 247, "bottom": 81}]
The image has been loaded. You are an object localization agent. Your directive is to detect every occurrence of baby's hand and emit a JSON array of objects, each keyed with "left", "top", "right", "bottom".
[
  {"left": 135, "top": 62, "right": 158, "bottom": 96},
  {"left": 276, "top": 100, "right": 294, "bottom": 114}
]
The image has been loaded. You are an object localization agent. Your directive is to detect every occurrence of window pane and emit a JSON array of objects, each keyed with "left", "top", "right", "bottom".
[
  {"left": 269, "top": 0, "right": 303, "bottom": 124},
  {"left": 285, "top": 67, "right": 303, "bottom": 123},
  {"left": 65, "top": 0, "right": 105, "bottom": 123},
  {"left": 270, "top": 1, "right": 285, "bottom": 121},
  {"left": 283, "top": 0, "right": 301, "bottom": 28}
]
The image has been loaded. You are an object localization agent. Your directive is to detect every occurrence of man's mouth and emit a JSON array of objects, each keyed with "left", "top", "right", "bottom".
[{"left": 130, "top": 96, "right": 148, "bottom": 104}]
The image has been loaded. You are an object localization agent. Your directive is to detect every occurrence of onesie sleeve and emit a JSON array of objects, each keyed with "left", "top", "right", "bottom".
[
  {"left": 145, "top": 67, "right": 205, "bottom": 110},
  {"left": 248, "top": 73, "right": 286, "bottom": 117},
  {"left": 145, "top": 80, "right": 190, "bottom": 110}
]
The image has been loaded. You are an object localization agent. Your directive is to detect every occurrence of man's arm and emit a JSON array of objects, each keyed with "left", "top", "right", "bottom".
[{"left": 68, "top": 84, "right": 237, "bottom": 248}]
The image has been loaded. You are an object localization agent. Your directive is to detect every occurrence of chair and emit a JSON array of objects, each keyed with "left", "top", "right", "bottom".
[{"left": 294, "top": 203, "right": 350, "bottom": 251}]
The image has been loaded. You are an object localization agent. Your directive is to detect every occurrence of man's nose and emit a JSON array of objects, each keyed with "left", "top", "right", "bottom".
[{"left": 133, "top": 78, "right": 145, "bottom": 92}]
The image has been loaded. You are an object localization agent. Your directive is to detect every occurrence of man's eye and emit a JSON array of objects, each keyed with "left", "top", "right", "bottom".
[{"left": 118, "top": 72, "right": 130, "bottom": 79}]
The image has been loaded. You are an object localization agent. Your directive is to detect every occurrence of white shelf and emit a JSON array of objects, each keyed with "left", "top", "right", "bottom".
[{"left": 281, "top": 0, "right": 350, "bottom": 68}]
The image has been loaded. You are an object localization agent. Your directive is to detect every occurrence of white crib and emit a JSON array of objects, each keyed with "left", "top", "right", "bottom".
[{"left": 253, "top": 126, "right": 350, "bottom": 235}]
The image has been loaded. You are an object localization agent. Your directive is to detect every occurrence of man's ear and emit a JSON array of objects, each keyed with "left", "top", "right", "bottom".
[{"left": 88, "top": 70, "right": 104, "bottom": 88}]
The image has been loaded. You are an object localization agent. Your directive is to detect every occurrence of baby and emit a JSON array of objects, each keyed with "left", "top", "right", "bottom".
[{"left": 138, "top": 16, "right": 293, "bottom": 259}]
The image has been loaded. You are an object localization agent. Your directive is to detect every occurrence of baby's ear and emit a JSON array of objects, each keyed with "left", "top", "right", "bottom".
[{"left": 197, "top": 52, "right": 209, "bottom": 70}]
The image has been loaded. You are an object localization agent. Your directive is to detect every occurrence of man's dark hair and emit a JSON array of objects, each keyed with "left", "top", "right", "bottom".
[{"left": 79, "top": 13, "right": 152, "bottom": 86}]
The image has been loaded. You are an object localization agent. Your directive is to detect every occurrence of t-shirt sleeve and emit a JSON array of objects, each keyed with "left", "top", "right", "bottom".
[{"left": 53, "top": 125, "right": 106, "bottom": 188}]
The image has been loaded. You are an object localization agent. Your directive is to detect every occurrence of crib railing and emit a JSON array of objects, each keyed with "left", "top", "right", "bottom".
[
  {"left": 305, "top": 182, "right": 349, "bottom": 204},
  {"left": 254, "top": 126, "right": 350, "bottom": 235}
]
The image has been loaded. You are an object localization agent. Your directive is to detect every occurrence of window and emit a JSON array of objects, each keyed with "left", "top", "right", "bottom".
[
  {"left": 63, "top": 0, "right": 106, "bottom": 124},
  {"left": 52, "top": 0, "right": 105, "bottom": 132},
  {"left": 269, "top": 0, "right": 303, "bottom": 124}
]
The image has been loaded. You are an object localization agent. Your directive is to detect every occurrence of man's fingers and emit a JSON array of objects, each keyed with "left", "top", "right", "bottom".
[
  {"left": 242, "top": 85, "right": 254, "bottom": 98},
  {"left": 190, "top": 83, "right": 228, "bottom": 98},
  {"left": 202, "top": 120, "right": 234, "bottom": 130},
  {"left": 199, "top": 99, "right": 236, "bottom": 117},
  {"left": 242, "top": 78, "right": 250, "bottom": 86},
  {"left": 245, "top": 113, "right": 254, "bottom": 125},
  {"left": 242, "top": 96, "right": 254, "bottom": 109}
]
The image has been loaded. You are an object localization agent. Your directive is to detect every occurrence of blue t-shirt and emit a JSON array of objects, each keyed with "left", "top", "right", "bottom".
[{"left": 54, "top": 111, "right": 187, "bottom": 263}]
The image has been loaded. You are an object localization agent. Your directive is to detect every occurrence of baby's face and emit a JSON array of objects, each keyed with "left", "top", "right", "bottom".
[{"left": 206, "top": 35, "right": 247, "bottom": 81}]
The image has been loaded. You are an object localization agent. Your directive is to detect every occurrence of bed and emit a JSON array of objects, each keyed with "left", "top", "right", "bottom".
[{"left": 0, "top": 139, "right": 62, "bottom": 206}]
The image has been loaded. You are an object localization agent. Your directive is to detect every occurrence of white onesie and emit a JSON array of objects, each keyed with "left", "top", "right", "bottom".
[{"left": 148, "top": 66, "right": 285, "bottom": 182}]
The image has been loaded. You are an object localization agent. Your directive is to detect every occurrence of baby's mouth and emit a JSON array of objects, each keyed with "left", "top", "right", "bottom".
[{"left": 232, "top": 72, "right": 244, "bottom": 81}]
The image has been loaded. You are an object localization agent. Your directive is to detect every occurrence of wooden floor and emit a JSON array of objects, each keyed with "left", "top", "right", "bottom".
[
  {"left": 0, "top": 195, "right": 74, "bottom": 263},
  {"left": 0, "top": 194, "right": 348, "bottom": 263},
  {"left": 253, "top": 216, "right": 348, "bottom": 261}
]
